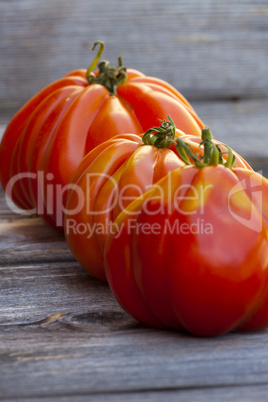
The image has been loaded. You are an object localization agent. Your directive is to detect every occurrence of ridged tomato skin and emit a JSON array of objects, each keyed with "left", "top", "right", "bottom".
[
  {"left": 0, "top": 67, "right": 203, "bottom": 230},
  {"left": 64, "top": 129, "right": 250, "bottom": 282},
  {"left": 64, "top": 131, "right": 184, "bottom": 282},
  {"left": 104, "top": 166, "right": 268, "bottom": 336}
]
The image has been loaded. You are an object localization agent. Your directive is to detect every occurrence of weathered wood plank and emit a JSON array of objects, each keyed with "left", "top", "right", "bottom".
[
  {"left": 192, "top": 98, "right": 268, "bottom": 160},
  {"left": 1, "top": 304, "right": 268, "bottom": 399},
  {"left": 1, "top": 92, "right": 268, "bottom": 400},
  {"left": 5, "top": 384, "right": 268, "bottom": 402},
  {"left": 0, "top": 174, "right": 75, "bottom": 263},
  {"left": 0, "top": 124, "right": 5, "bottom": 140},
  {"left": 0, "top": 260, "right": 119, "bottom": 324},
  {"left": 0, "top": 0, "right": 268, "bottom": 118},
  {"left": 1, "top": 188, "right": 268, "bottom": 400},
  {"left": 0, "top": 214, "right": 75, "bottom": 264}
]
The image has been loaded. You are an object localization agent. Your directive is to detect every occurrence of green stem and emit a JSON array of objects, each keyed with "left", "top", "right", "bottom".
[
  {"left": 86, "top": 41, "right": 105, "bottom": 80},
  {"left": 175, "top": 126, "right": 236, "bottom": 169},
  {"left": 223, "top": 144, "right": 236, "bottom": 168},
  {"left": 85, "top": 41, "right": 127, "bottom": 94},
  {"left": 176, "top": 137, "right": 206, "bottom": 167},
  {"left": 142, "top": 116, "right": 176, "bottom": 149}
]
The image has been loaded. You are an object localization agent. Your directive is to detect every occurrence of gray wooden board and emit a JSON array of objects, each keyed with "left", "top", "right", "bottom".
[
  {"left": 2, "top": 321, "right": 268, "bottom": 400},
  {"left": 4, "top": 385, "right": 268, "bottom": 402},
  {"left": 0, "top": 0, "right": 268, "bottom": 117},
  {"left": 2, "top": 266, "right": 268, "bottom": 400},
  {"left": 2, "top": 385, "right": 268, "bottom": 402},
  {"left": 0, "top": 260, "right": 123, "bottom": 325},
  {"left": 0, "top": 214, "right": 75, "bottom": 265},
  {"left": 192, "top": 98, "right": 268, "bottom": 160},
  {"left": 1, "top": 1, "right": 268, "bottom": 399},
  {"left": 1, "top": 179, "right": 268, "bottom": 399}
]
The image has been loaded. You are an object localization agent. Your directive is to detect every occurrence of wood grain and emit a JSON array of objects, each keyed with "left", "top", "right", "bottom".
[
  {"left": 1, "top": 2, "right": 268, "bottom": 399},
  {"left": 193, "top": 98, "right": 268, "bottom": 160},
  {"left": 0, "top": 0, "right": 268, "bottom": 118},
  {"left": 0, "top": 214, "right": 75, "bottom": 265},
  {"left": 2, "top": 276, "right": 268, "bottom": 400},
  {"left": 1, "top": 170, "right": 268, "bottom": 400},
  {"left": 2, "top": 250, "right": 268, "bottom": 399},
  {"left": 8, "top": 385, "right": 268, "bottom": 402}
]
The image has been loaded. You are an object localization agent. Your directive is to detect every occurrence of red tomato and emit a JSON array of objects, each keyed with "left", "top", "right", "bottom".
[
  {"left": 104, "top": 131, "right": 268, "bottom": 336},
  {"left": 64, "top": 120, "right": 250, "bottom": 282},
  {"left": 0, "top": 42, "right": 203, "bottom": 230}
]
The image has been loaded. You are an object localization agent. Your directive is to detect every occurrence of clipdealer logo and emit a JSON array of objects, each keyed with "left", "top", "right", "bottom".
[
  {"left": 5, "top": 169, "right": 266, "bottom": 233},
  {"left": 65, "top": 217, "right": 214, "bottom": 239},
  {"left": 228, "top": 171, "right": 263, "bottom": 233}
]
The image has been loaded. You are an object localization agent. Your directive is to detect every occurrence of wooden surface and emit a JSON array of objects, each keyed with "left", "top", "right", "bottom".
[
  {"left": 2, "top": 183, "right": 268, "bottom": 401},
  {"left": 1, "top": 0, "right": 268, "bottom": 400},
  {"left": 1, "top": 0, "right": 268, "bottom": 118}
]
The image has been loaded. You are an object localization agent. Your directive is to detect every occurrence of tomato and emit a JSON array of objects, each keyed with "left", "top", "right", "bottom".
[
  {"left": 64, "top": 119, "right": 250, "bottom": 282},
  {"left": 0, "top": 41, "right": 203, "bottom": 230},
  {"left": 104, "top": 130, "right": 268, "bottom": 336}
]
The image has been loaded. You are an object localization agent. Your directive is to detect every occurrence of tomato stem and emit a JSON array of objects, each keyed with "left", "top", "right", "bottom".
[
  {"left": 86, "top": 41, "right": 128, "bottom": 94},
  {"left": 175, "top": 127, "right": 236, "bottom": 168},
  {"left": 86, "top": 41, "right": 105, "bottom": 78},
  {"left": 142, "top": 116, "right": 177, "bottom": 149}
]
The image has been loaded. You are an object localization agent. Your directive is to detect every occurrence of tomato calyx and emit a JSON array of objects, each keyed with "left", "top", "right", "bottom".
[
  {"left": 142, "top": 115, "right": 176, "bottom": 149},
  {"left": 175, "top": 126, "right": 236, "bottom": 168},
  {"left": 86, "top": 41, "right": 127, "bottom": 95},
  {"left": 141, "top": 116, "right": 236, "bottom": 166}
]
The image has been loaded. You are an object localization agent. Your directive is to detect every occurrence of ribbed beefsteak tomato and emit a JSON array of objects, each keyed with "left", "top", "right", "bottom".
[
  {"left": 0, "top": 42, "right": 203, "bottom": 230},
  {"left": 104, "top": 132, "right": 268, "bottom": 336},
  {"left": 64, "top": 119, "right": 251, "bottom": 282}
]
